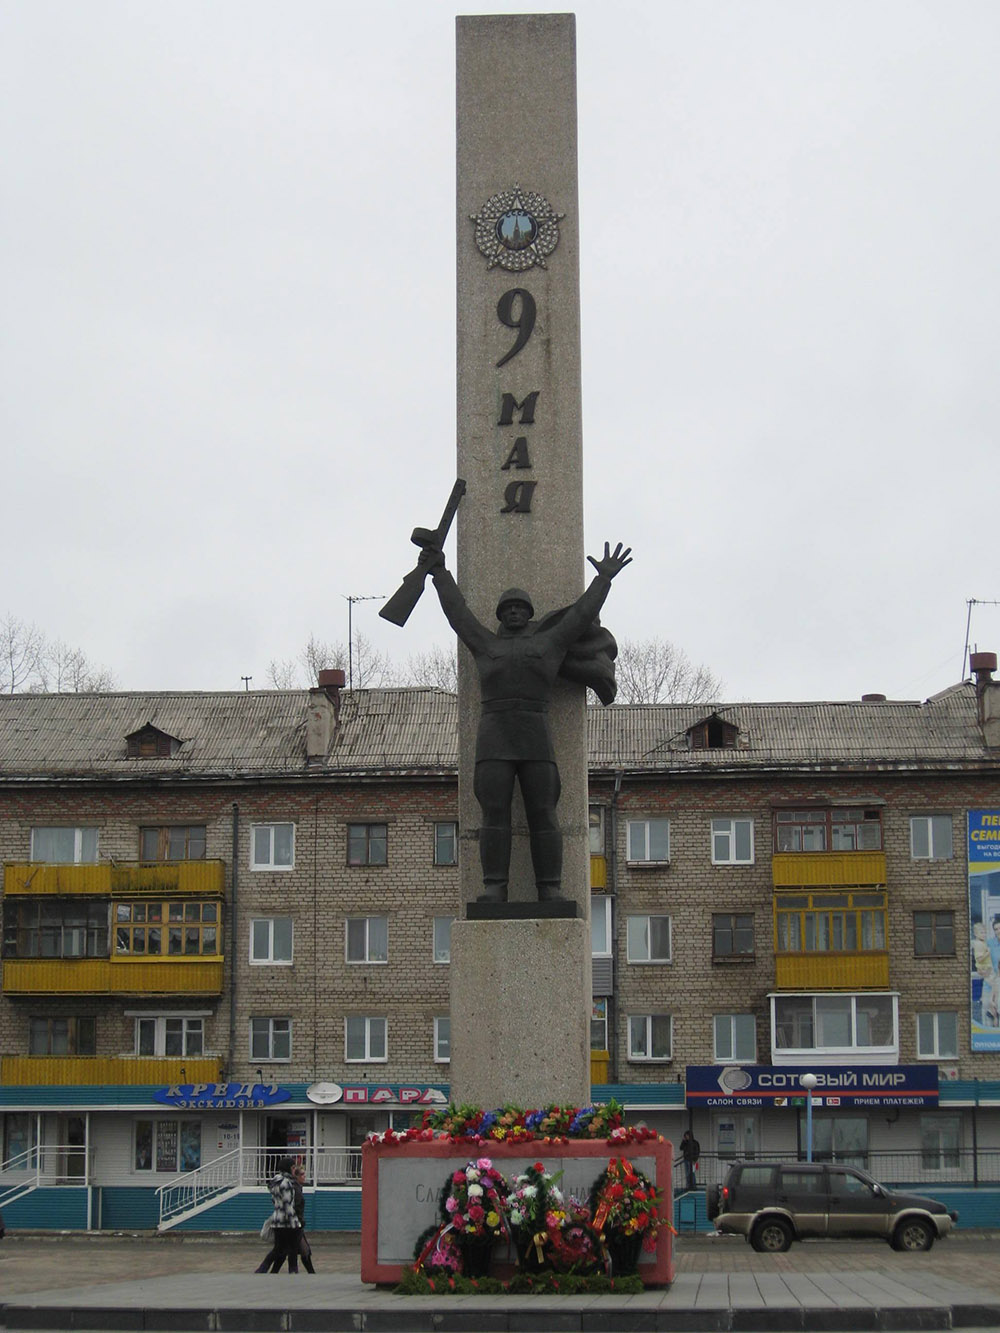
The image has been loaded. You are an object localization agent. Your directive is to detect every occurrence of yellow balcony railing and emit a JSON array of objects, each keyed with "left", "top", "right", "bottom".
[
  {"left": 2, "top": 956, "right": 224, "bottom": 996},
  {"left": 774, "top": 951, "right": 890, "bottom": 990},
  {"left": 0, "top": 1055, "right": 224, "bottom": 1087},
  {"left": 590, "top": 1050, "right": 610, "bottom": 1085},
  {"left": 771, "top": 851, "right": 886, "bottom": 888},
  {"left": 3, "top": 861, "right": 226, "bottom": 896},
  {"left": 590, "top": 855, "right": 607, "bottom": 890}
]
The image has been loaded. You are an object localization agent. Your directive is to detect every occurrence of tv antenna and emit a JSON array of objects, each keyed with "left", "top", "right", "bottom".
[
  {"left": 343, "top": 594, "right": 384, "bottom": 690},
  {"left": 962, "top": 598, "right": 1000, "bottom": 679},
  {"left": 241, "top": 676, "right": 252, "bottom": 692}
]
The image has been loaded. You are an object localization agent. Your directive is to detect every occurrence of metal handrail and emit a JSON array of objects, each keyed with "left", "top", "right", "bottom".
[
  {"left": 0, "top": 1142, "right": 87, "bottom": 1208},
  {"left": 678, "top": 1148, "right": 1000, "bottom": 1191}
]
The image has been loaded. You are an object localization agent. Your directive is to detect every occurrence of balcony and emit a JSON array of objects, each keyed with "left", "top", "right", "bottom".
[
  {"left": 4, "top": 861, "right": 226, "bottom": 897},
  {"left": 2, "top": 956, "right": 224, "bottom": 996},
  {"left": 0, "top": 1055, "right": 223, "bottom": 1087},
  {"left": 774, "top": 951, "right": 890, "bottom": 990},
  {"left": 590, "top": 855, "right": 607, "bottom": 890},
  {"left": 771, "top": 851, "right": 886, "bottom": 888}
]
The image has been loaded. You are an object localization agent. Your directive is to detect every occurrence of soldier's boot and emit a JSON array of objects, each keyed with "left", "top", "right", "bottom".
[
  {"left": 477, "top": 826, "right": 511, "bottom": 902},
  {"left": 531, "top": 828, "right": 565, "bottom": 902}
]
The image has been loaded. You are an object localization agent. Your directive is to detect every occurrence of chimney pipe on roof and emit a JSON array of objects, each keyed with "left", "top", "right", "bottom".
[
  {"left": 970, "top": 651, "right": 1000, "bottom": 746},
  {"left": 307, "top": 670, "right": 345, "bottom": 763}
]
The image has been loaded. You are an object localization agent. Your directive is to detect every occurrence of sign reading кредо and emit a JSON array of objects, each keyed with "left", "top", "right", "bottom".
[{"left": 685, "top": 1065, "right": 939, "bottom": 1108}]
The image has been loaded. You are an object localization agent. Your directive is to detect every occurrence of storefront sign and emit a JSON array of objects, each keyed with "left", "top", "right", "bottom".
[
  {"left": 153, "top": 1082, "right": 291, "bottom": 1110},
  {"left": 685, "top": 1065, "right": 939, "bottom": 1107},
  {"left": 305, "top": 1082, "right": 448, "bottom": 1106},
  {"left": 969, "top": 809, "right": 1000, "bottom": 1052}
]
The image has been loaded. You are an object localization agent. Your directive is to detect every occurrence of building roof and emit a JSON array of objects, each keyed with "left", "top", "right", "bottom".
[{"left": 0, "top": 681, "right": 994, "bottom": 782}]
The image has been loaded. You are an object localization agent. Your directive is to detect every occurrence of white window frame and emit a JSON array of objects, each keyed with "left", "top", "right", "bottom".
[
  {"left": 770, "top": 992, "right": 899, "bottom": 1065},
  {"left": 131, "top": 1013, "right": 207, "bottom": 1058},
  {"left": 713, "top": 1013, "right": 756, "bottom": 1063},
  {"left": 30, "top": 826, "right": 99, "bottom": 864},
  {"left": 626, "top": 818, "right": 670, "bottom": 865},
  {"left": 345, "top": 1016, "right": 387, "bottom": 1063},
  {"left": 916, "top": 1011, "right": 958, "bottom": 1060},
  {"left": 711, "top": 817, "right": 755, "bottom": 865},
  {"left": 433, "top": 1016, "right": 450, "bottom": 1063},
  {"left": 910, "top": 815, "right": 953, "bottom": 861},
  {"left": 591, "top": 896, "right": 612, "bottom": 956},
  {"left": 920, "top": 1113, "right": 961, "bottom": 1172},
  {"left": 591, "top": 998, "right": 609, "bottom": 1052},
  {"left": 249, "top": 1016, "right": 291, "bottom": 1062},
  {"left": 250, "top": 823, "right": 295, "bottom": 871},
  {"left": 627, "top": 1013, "right": 673, "bottom": 1062},
  {"left": 626, "top": 913, "right": 671, "bottom": 963},
  {"left": 346, "top": 915, "right": 388, "bottom": 964},
  {"left": 133, "top": 1117, "right": 202, "bottom": 1174},
  {"left": 589, "top": 805, "right": 606, "bottom": 855},
  {"left": 432, "top": 916, "right": 453, "bottom": 964},
  {"left": 250, "top": 917, "right": 293, "bottom": 965},
  {"left": 433, "top": 821, "right": 458, "bottom": 866}
]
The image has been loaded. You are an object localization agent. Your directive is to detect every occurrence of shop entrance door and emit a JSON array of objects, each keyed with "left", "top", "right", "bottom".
[
  {"left": 714, "top": 1112, "right": 759, "bottom": 1166},
  {"left": 262, "top": 1114, "right": 310, "bottom": 1180},
  {"left": 57, "top": 1115, "right": 86, "bottom": 1182}
]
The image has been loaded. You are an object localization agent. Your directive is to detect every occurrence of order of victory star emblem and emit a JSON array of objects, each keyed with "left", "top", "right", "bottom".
[{"left": 470, "top": 185, "right": 564, "bottom": 272}]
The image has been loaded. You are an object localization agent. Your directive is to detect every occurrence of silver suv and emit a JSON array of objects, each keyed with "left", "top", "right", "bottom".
[{"left": 708, "top": 1161, "right": 957, "bottom": 1253}]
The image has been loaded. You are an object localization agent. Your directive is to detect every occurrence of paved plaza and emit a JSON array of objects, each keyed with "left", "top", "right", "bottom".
[{"left": 2, "top": 1232, "right": 1000, "bottom": 1331}]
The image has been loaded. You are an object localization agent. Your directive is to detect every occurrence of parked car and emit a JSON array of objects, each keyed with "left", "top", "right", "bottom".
[{"left": 707, "top": 1161, "right": 957, "bottom": 1253}]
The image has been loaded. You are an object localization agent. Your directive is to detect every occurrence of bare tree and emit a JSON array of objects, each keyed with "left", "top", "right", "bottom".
[
  {"left": 401, "top": 644, "right": 458, "bottom": 693},
  {"left": 35, "top": 639, "right": 116, "bottom": 693},
  {"left": 0, "top": 614, "right": 44, "bottom": 693},
  {"left": 613, "top": 638, "right": 723, "bottom": 705},
  {"left": 267, "top": 632, "right": 396, "bottom": 689}
]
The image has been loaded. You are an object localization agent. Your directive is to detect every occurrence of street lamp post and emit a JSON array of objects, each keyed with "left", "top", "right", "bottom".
[{"left": 800, "top": 1073, "right": 818, "bottom": 1162}]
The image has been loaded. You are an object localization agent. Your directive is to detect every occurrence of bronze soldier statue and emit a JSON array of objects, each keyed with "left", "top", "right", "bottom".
[{"left": 418, "top": 541, "right": 631, "bottom": 902}]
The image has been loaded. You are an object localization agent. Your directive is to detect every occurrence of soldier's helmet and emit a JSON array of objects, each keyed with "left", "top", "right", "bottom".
[{"left": 495, "top": 588, "right": 534, "bottom": 620}]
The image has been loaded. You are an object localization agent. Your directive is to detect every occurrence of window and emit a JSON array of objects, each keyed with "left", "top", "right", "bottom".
[
  {"left": 251, "top": 917, "right": 293, "bottom": 965},
  {"left": 434, "top": 822, "right": 458, "bottom": 865},
  {"left": 914, "top": 910, "right": 954, "bottom": 956},
  {"left": 30, "top": 827, "right": 98, "bottom": 863},
  {"left": 589, "top": 806, "right": 605, "bottom": 855},
  {"left": 433, "top": 916, "right": 453, "bottom": 963},
  {"left": 433, "top": 1017, "right": 450, "bottom": 1062},
  {"left": 346, "top": 1016, "right": 387, "bottom": 1062},
  {"left": 346, "top": 916, "right": 388, "bottom": 963},
  {"left": 348, "top": 823, "right": 387, "bottom": 866},
  {"left": 4, "top": 900, "right": 108, "bottom": 959},
  {"left": 591, "top": 897, "right": 612, "bottom": 956},
  {"left": 29, "top": 1016, "right": 96, "bottom": 1056},
  {"left": 136, "top": 1015, "right": 204, "bottom": 1057},
  {"left": 626, "top": 914, "right": 671, "bottom": 963},
  {"left": 134, "top": 1118, "right": 201, "bottom": 1173},
  {"left": 910, "top": 816, "right": 953, "bottom": 861},
  {"left": 771, "top": 993, "right": 897, "bottom": 1059},
  {"left": 776, "top": 892, "right": 886, "bottom": 953},
  {"left": 250, "top": 1017, "right": 291, "bottom": 1061},
  {"left": 114, "top": 901, "right": 219, "bottom": 956},
  {"left": 626, "top": 819, "right": 670, "bottom": 863},
  {"left": 713, "top": 913, "right": 754, "bottom": 959},
  {"left": 591, "top": 998, "right": 609, "bottom": 1051},
  {"left": 920, "top": 1114, "right": 960, "bottom": 1171},
  {"left": 140, "top": 825, "right": 206, "bottom": 861},
  {"left": 813, "top": 1116, "right": 867, "bottom": 1167},
  {"left": 712, "top": 818, "right": 754, "bottom": 865},
  {"left": 714, "top": 1014, "right": 756, "bottom": 1063},
  {"left": 916, "top": 1011, "right": 958, "bottom": 1059},
  {"left": 251, "top": 823, "right": 294, "bottom": 870},
  {"left": 774, "top": 808, "right": 882, "bottom": 852},
  {"left": 627, "top": 1014, "right": 672, "bottom": 1061}
]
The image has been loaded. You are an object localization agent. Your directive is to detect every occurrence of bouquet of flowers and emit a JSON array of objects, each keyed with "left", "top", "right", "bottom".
[
  {"left": 545, "top": 1199, "right": 606, "bottom": 1275},
  {"left": 505, "top": 1161, "right": 566, "bottom": 1268},
  {"left": 588, "top": 1156, "right": 665, "bottom": 1273},
  {"left": 443, "top": 1157, "right": 509, "bottom": 1240}
]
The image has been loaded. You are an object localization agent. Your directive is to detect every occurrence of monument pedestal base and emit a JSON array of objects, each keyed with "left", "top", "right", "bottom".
[{"left": 450, "top": 916, "right": 590, "bottom": 1109}]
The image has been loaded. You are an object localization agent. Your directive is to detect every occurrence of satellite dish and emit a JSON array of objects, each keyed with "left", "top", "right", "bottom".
[{"left": 306, "top": 1081, "right": 344, "bottom": 1105}]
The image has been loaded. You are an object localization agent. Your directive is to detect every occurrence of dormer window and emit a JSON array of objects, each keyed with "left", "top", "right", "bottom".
[
  {"left": 688, "top": 713, "right": 738, "bottom": 749},
  {"left": 126, "top": 724, "right": 181, "bottom": 759}
]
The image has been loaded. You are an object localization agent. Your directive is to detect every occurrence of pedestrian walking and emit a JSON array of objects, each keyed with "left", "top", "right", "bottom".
[
  {"left": 254, "top": 1156, "right": 301, "bottom": 1273},
  {"left": 292, "top": 1164, "right": 315, "bottom": 1273},
  {"left": 680, "top": 1130, "right": 700, "bottom": 1191}
]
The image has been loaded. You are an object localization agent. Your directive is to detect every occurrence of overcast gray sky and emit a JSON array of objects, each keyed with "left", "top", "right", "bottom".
[{"left": 3, "top": 1, "right": 998, "bottom": 702}]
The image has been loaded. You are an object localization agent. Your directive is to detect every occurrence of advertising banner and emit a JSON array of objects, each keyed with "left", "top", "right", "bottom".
[
  {"left": 685, "top": 1064, "right": 939, "bottom": 1107},
  {"left": 969, "top": 810, "right": 1000, "bottom": 1052}
]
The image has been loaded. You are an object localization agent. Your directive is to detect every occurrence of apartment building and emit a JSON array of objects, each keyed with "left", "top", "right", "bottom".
[{"left": 2, "top": 658, "right": 999, "bottom": 1229}]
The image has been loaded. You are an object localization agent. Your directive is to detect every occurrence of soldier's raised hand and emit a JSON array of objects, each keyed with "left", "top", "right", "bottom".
[{"left": 588, "top": 542, "right": 633, "bottom": 580}]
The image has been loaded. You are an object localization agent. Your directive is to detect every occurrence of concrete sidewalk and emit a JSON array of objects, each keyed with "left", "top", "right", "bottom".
[{"left": 3, "top": 1233, "right": 1000, "bottom": 1332}]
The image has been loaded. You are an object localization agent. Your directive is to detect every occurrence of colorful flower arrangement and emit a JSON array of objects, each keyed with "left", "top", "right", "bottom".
[
  {"left": 415, "top": 1098, "right": 660, "bottom": 1144},
  {"left": 504, "top": 1161, "right": 567, "bottom": 1267},
  {"left": 589, "top": 1156, "right": 665, "bottom": 1252},
  {"left": 443, "top": 1156, "right": 510, "bottom": 1239}
]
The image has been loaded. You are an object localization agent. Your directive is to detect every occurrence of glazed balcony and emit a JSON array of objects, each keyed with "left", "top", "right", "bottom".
[
  {"left": 2, "top": 956, "right": 224, "bottom": 996},
  {"left": 0, "top": 1055, "right": 223, "bottom": 1087},
  {"left": 3, "top": 861, "right": 226, "bottom": 896},
  {"left": 771, "top": 851, "right": 886, "bottom": 888}
]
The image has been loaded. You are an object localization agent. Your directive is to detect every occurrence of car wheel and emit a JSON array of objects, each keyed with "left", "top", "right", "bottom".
[
  {"left": 750, "top": 1217, "right": 793, "bottom": 1253},
  {"left": 892, "top": 1218, "right": 934, "bottom": 1252}
]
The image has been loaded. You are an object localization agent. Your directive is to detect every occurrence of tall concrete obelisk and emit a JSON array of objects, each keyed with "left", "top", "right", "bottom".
[{"left": 450, "top": 14, "right": 591, "bottom": 1108}]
